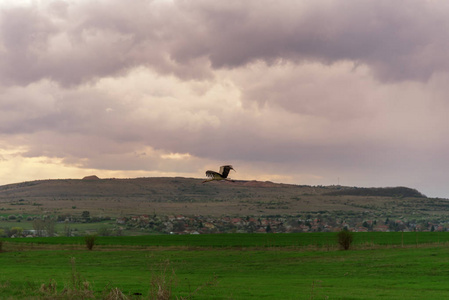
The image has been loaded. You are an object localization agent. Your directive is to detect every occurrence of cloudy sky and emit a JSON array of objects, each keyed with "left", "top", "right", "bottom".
[{"left": 1, "top": 0, "right": 449, "bottom": 197}]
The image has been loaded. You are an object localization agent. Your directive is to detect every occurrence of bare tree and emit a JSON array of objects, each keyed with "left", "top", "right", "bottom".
[
  {"left": 33, "top": 217, "right": 56, "bottom": 237},
  {"left": 33, "top": 219, "right": 45, "bottom": 237},
  {"left": 44, "top": 218, "right": 56, "bottom": 237}
]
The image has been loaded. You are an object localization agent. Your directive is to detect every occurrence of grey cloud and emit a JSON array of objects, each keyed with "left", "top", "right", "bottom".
[
  {"left": 233, "top": 61, "right": 379, "bottom": 118},
  {"left": 0, "top": 5, "right": 59, "bottom": 85},
  {"left": 3, "top": 1, "right": 449, "bottom": 198},
  {"left": 0, "top": 82, "right": 107, "bottom": 135},
  {"left": 169, "top": 0, "right": 449, "bottom": 82},
  {"left": 1, "top": 1, "right": 449, "bottom": 86}
]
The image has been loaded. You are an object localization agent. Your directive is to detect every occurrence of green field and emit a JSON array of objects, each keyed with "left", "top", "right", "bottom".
[
  {"left": 1, "top": 233, "right": 449, "bottom": 299},
  {"left": 0, "top": 218, "right": 151, "bottom": 237},
  {"left": 6, "top": 232, "right": 449, "bottom": 248}
]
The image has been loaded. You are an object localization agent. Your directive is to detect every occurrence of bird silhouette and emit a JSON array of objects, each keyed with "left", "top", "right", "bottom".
[{"left": 202, "top": 165, "right": 235, "bottom": 183}]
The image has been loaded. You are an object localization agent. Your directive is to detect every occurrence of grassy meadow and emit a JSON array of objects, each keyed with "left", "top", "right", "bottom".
[{"left": 1, "top": 233, "right": 449, "bottom": 299}]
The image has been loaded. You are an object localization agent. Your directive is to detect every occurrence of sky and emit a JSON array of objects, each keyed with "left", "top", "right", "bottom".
[{"left": 1, "top": 0, "right": 449, "bottom": 198}]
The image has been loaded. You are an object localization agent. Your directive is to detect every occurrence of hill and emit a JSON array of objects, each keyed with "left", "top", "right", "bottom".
[
  {"left": 0, "top": 177, "right": 448, "bottom": 220},
  {"left": 325, "top": 186, "right": 426, "bottom": 198}
]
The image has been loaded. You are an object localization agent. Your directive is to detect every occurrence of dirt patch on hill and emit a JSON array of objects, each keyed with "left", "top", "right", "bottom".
[
  {"left": 241, "top": 181, "right": 282, "bottom": 187},
  {"left": 82, "top": 175, "right": 100, "bottom": 180}
]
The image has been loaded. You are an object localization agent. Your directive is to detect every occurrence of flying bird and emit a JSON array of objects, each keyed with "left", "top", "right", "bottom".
[{"left": 202, "top": 165, "right": 236, "bottom": 183}]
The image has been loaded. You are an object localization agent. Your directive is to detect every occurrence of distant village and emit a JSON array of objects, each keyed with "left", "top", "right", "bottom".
[
  {"left": 2, "top": 212, "right": 449, "bottom": 237},
  {"left": 116, "top": 213, "right": 449, "bottom": 235}
]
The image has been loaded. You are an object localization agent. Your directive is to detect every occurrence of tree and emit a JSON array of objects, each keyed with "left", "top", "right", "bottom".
[
  {"left": 9, "top": 227, "right": 23, "bottom": 237},
  {"left": 85, "top": 235, "right": 96, "bottom": 250},
  {"left": 172, "top": 221, "right": 185, "bottom": 232},
  {"left": 82, "top": 211, "right": 90, "bottom": 222},
  {"left": 266, "top": 224, "right": 272, "bottom": 233},
  {"left": 337, "top": 229, "right": 354, "bottom": 250},
  {"left": 44, "top": 218, "right": 56, "bottom": 237},
  {"left": 33, "top": 219, "right": 45, "bottom": 237},
  {"left": 33, "top": 218, "right": 56, "bottom": 237},
  {"left": 97, "top": 227, "right": 111, "bottom": 236},
  {"left": 64, "top": 222, "right": 72, "bottom": 237}
]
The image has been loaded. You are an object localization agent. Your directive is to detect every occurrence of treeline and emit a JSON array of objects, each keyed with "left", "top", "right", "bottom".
[{"left": 325, "top": 186, "right": 426, "bottom": 198}]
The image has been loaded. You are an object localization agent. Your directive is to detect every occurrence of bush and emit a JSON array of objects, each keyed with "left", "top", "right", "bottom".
[
  {"left": 97, "top": 227, "right": 111, "bottom": 236},
  {"left": 337, "top": 230, "right": 354, "bottom": 250},
  {"left": 84, "top": 235, "right": 96, "bottom": 250},
  {"left": 37, "top": 258, "right": 217, "bottom": 299},
  {"left": 150, "top": 260, "right": 176, "bottom": 300},
  {"left": 39, "top": 258, "right": 94, "bottom": 299},
  {"left": 9, "top": 227, "right": 23, "bottom": 237}
]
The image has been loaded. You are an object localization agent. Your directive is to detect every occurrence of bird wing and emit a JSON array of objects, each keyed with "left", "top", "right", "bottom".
[
  {"left": 220, "top": 165, "right": 234, "bottom": 178},
  {"left": 206, "top": 170, "right": 222, "bottom": 178}
]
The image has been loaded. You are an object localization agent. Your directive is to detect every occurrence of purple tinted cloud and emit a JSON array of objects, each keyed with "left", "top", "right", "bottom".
[
  {"left": 1, "top": 1, "right": 449, "bottom": 86},
  {"left": 1, "top": 1, "right": 449, "bottom": 197}
]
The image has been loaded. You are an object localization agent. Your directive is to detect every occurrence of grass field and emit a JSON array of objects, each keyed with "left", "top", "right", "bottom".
[
  {"left": 0, "top": 218, "right": 150, "bottom": 237},
  {"left": 6, "top": 232, "right": 449, "bottom": 248},
  {"left": 1, "top": 233, "right": 449, "bottom": 299}
]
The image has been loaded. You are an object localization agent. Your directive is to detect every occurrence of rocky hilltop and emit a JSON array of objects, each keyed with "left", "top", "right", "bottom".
[{"left": 0, "top": 177, "right": 446, "bottom": 221}]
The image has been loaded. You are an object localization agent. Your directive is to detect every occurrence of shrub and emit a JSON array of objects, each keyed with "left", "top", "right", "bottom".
[
  {"left": 97, "top": 227, "right": 111, "bottom": 236},
  {"left": 0, "top": 241, "right": 3, "bottom": 252},
  {"left": 103, "top": 287, "right": 128, "bottom": 299},
  {"left": 150, "top": 260, "right": 176, "bottom": 300},
  {"left": 10, "top": 227, "right": 23, "bottom": 237},
  {"left": 148, "top": 260, "right": 218, "bottom": 299},
  {"left": 84, "top": 235, "right": 96, "bottom": 250},
  {"left": 39, "top": 258, "right": 94, "bottom": 299},
  {"left": 337, "top": 230, "right": 354, "bottom": 250},
  {"left": 37, "top": 258, "right": 217, "bottom": 299}
]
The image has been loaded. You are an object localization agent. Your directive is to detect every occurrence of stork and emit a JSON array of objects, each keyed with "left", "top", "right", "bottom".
[{"left": 202, "top": 165, "right": 235, "bottom": 183}]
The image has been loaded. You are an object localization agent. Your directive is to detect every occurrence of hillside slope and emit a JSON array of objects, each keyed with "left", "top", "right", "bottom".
[{"left": 0, "top": 177, "right": 447, "bottom": 218}]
